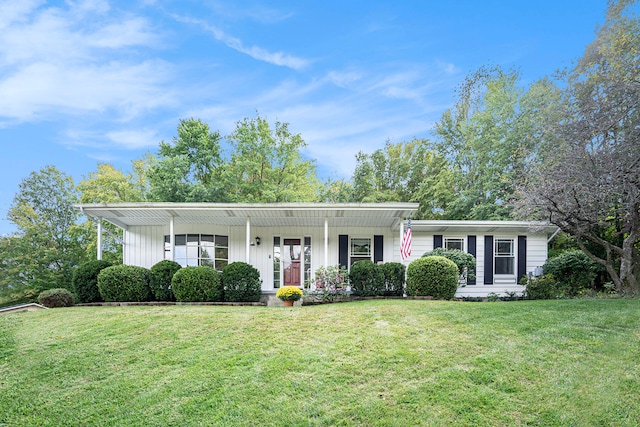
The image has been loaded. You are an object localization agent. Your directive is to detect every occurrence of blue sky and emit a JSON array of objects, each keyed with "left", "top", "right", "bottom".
[{"left": 0, "top": 0, "right": 608, "bottom": 235}]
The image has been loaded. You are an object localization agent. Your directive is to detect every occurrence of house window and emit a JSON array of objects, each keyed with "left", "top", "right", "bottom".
[
  {"left": 494, "top": 239, "right": 515, "bottom": 275},
  {"left": 445, "top": 237, "right": 464, "bottom": 251},
  {"left": 273, "top": 237, "right": 281, "bottom": 288},
  {"left": 350, "top": 237, "right": 371, "bottom": 265},
  {"left": 165, "top": 234, "right": 228, "bottom": 270}
]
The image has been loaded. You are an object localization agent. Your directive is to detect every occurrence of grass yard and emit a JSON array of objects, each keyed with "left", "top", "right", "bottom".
[{"left": 1, "top": 299, "right": 639, "bottom": 426}]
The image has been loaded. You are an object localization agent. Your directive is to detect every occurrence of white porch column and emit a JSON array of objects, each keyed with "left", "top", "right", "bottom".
[
  {"left": 399, "top": 218, "right": 405, "bottom": 262},
  {"left": 96, "top": 217, "right": 103, "bottom": 260},
  {"left": 324, "top": 216, "right": 329, "bottom": 267},
  {"left": 246, "top": 216, "right": 251, "bottom": 263},
  {"left": 169, "top": 216, "right": 175, "bottom": 261}
]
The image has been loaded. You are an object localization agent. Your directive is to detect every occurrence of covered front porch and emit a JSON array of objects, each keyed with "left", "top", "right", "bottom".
[{"left": 75, "top": 202, "right": 418, "bottom": 292}]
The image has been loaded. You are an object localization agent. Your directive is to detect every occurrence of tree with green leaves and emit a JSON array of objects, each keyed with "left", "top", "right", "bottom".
[
  {"left": 221, "top": 115, "right": 319, "bottom": 202},
  {"left": 433, "top": 66, "right": 561, "bottom": 220},
  {"left": 350, "top": 139, "right": 454, "bottom": 218},
  {"left": 147, "top": 118, "right": 223, "bottom": 202},
  {"left": 77, "top": 163, "right": 146, "bottom": 263},
  {"left": 516, "top": 0, "right": 640, "bottom": 293},
  {"left": 4, "top": 166, "right": 88, "bottom": 296}
]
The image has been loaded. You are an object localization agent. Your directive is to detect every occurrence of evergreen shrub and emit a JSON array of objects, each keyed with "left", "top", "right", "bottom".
[
  {"left": 72, "top": 260, "right": 113, "bottom": 303},
  {"left": 423, "top": 248, "right": 476, "bottom": 282},
  {"left": 171, "top": 266, "right": 223, "bottom": 302},
  {"left": 349, "top": 260, "right": 384, "bottom": 296},
  {"left": 222, "top": 262, "right": 261, "bottom": 302},
  {"left": 97, "top": 265, "right": 152, "bottom": 302},
  {"left": 406, "top": 256, "right": 459, "bottom": 299},
  {"left": 380, "top": 262, "right": 405, "bottom": 296},
  {"left": 38, "top": 288, "right": 75, "bottom": 308},
  {"left": 150, "top": 260, "right": 181, "bottom": 301}
]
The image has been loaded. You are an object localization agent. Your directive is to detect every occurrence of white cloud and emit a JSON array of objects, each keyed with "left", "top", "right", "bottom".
[
  {"left": 105, "top": 129, "right": 159, "bottom": 149},
  {"left": 174, "top": 15, "right": 310, "bottom": 70},
  {"left": 0, "top": 1, "right": 170, "bottom": 123}
]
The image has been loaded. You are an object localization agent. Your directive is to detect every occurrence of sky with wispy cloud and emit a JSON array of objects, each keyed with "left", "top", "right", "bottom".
[{"left": 1, "top": 0, "right": 607, "bottom": 234}]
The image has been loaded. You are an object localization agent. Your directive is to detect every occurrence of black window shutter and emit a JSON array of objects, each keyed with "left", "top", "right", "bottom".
[
  {"left": 484, "top": 236, "right": 494, "bottom": 285},
  {"left": 374, "top": 235, "right": 384, "bottom": 263},
  {"left": 467, "top": 235, "right": 477, "bottom": 285},
  {"left": 339, "top": 235, "right": 349, "bottom": 269},
  {"left": 434, "top": 235, "right": 443, "bottom": 249},
  {"left": 517, "top": 235, "right": 527, "bottom": 284}
]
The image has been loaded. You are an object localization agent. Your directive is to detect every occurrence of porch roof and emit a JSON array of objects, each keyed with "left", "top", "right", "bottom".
[
  {"left": 411, "top": 220, "right": 558, "bottom": 235},
  {"left": 74, "top": 202, "right": 419, "bottom": 230}
]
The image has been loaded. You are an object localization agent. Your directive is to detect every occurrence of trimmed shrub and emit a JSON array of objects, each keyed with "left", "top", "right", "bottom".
[
  {"left": 543, "top": 250, "right": 598, "bottom": 296},
  {"left": 522, "top": 274, "right": 562, "bottom": 300},
  {"left": 38, "top": 288, "right": 75, "bottom": 308},
  {"left": 72, "top": 260, "right": 113, "bottom": 303},
  {"left": 97, "top": 265, "right": 152, "bottom": 302},
  {"left": 380, "top": 262, "right": 405, "bottom": 296},
  {"left": 171, "top": 266, "right": 223, "bottom": 302},
  {"left": 406, "top": 256, "right": 459, "bottom": 300},
  {"left": 150, "top": 260, "right": 181, "bottom": 301},
  {"left": 222, "top": 262, "right": 261, "bottom": 302},
  {"left": 349, "top": 260, "right": 384, "bottom": 297},
  {"left": 423, "top": 248, "right": 476, "bottom": 283}
]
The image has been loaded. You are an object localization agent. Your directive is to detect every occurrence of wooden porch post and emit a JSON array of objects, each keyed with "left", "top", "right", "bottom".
[{"left": 324, "top": 216, "right": 329, "bottom": 267}]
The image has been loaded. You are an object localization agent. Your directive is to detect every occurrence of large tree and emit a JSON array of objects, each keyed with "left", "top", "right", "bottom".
[
  {"left": 220, "top": 115, "right": 319, "bottom": 202},
  {"left": 78, "top": 163, "right": 146, "bottom": 263},
  {"left": 516, "top": 0, "right": 640, "bottom": 293},
  {"left": 147, "top": 118, "right": 223, "bottom": 202},
  {"left": 5, "top": 166, "right": 88, "bottom": 293},
  {"left": 433, "top": 67, "right": 561, "bottom": 220},
  {"left": 350, "top": 139, "right": 453, "bottom": 218}
]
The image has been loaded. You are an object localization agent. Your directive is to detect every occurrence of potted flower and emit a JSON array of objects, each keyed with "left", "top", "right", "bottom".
[{"left": 276, "top": 286, "right": 303, "bottom": 306}]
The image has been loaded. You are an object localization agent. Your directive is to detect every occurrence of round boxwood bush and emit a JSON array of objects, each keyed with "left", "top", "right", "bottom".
[
  {"left": 38, "top": 288, "right": 75, "bottom": 308},
  {"left": 72, "top": 260, "right": 113, "bottom": 303},
  {"left": 422, "top": 248, "right": 476, "bottom": 282},
  {"left": 150, "top": 260, "right": 181, "bottom": 301},
  {"left": 379, "top": 262, "right": 406, "bottom": 296},
  {"left": 222, "top": 262, "right": 261, "bottom": 302},
  {"left": 406, "top": 256, "right": 459, "bottom": 299},
  {"left": 97, "top": 265, "right": 152, "bottom": 302},
  {"left": 543, "top": 250, "right": 598, "bottom": 296},
  {"left": 171, "top": 266, "right": 223, "bottom": 302},
  {"left": 349, "top": 260, "right": 384, "bottom": 297}
]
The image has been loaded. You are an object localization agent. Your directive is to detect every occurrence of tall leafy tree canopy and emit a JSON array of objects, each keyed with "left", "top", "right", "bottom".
[
  {"left": 6, "top": 166, "right": 87, "bottom": 292},
  {"left": 515, "top": 0, "right": 640, "bottom": 293},
  {"left": 432, "top": 67, "right": 561, "bottom": 220},
  {"left": 221, "top": 115, "right": 319, "bottom": 202}
]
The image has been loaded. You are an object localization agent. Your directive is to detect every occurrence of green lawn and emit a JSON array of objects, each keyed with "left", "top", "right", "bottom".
[{"left": 1, "top": 299, "right": 639, "bottom": 426}]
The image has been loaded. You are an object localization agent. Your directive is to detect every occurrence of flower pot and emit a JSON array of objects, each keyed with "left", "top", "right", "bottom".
[{"left": 283, "top": 300, "right": 294, "bottom": 306}]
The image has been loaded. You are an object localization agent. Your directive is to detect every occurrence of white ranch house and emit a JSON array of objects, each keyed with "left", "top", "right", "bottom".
[{"left": 75, "top": 202, "right": 557, "bottom": 298}]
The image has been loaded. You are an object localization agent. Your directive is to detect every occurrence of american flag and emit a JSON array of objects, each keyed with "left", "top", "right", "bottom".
[{"left": 400, "top": 216, "right": 412, "bottom": 260}]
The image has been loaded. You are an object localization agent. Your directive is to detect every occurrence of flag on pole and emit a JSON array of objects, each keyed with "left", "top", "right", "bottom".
[{"left": 400, "top": 216, "right": 412, "bottom": 260}]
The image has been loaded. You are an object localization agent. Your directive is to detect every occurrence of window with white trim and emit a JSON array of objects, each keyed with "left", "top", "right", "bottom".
[
  {"left": 444, "top": 237, "right": 464, "bottom": 251},
  {"left": 494, "top": 238, "right": 515, "bottom": 275},
  {"left": 164, "top": 234, "right": 228, "bottom": 270},
  {"left": 350, "top": 237, "right": 371, "bottom": 265}
]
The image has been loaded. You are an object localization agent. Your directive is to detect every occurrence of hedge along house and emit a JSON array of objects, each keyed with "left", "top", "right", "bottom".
[{"left": 75, "top": 202, "right": 558, "bottom": 298}]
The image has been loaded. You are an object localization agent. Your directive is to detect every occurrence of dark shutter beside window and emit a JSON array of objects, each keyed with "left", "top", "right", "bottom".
[
  {"left": 467, "top": 235, "right": 477, "bottom": 285},
  {"left": 434, "top": 235, "right": 443, "bottom": 249},
  {"left": 339, "top": 235, "right": 349, "bottom": 269},
  {"left": 484, "top": 235, "right": 494, "bottom": 285},
  {"left": 518, "top": 235, "right": 527, "bottom": 284},
  {"left": 374, "top": 235, "right": 384, "bottom": 264}
]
